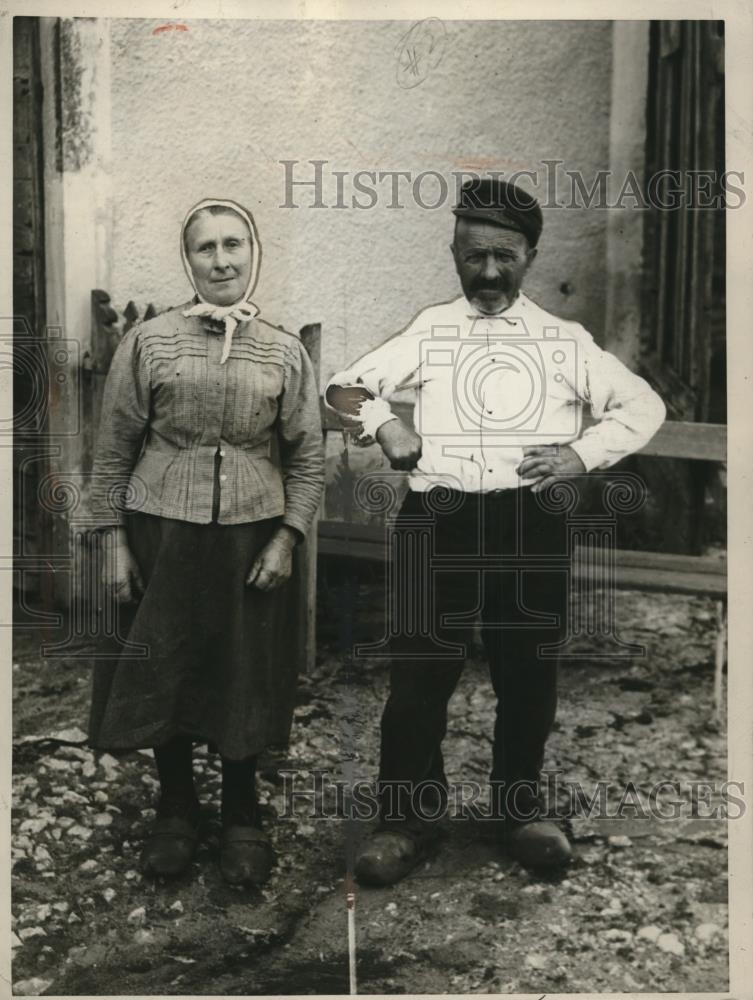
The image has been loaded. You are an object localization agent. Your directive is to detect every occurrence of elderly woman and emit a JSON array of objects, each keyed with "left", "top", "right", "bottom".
[{"left": 90, "top": 198, "right": 324, "bottom": 886}]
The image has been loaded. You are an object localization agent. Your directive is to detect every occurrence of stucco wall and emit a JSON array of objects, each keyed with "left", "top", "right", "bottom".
[{"left": 109, "top": 19, "right": 613, "bottom": 377}]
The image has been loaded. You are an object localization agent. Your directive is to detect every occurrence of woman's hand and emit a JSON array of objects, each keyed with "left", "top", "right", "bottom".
[
  {"left": 101, "top": 529, "right": 144, "bottom": 604},
  {"left": 246, "top": 526, "right": 298, "bottom": 591}
]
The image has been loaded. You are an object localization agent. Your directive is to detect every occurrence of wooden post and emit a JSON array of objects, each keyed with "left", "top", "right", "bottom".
[
  {"left": 299, "top": 323, "right": 322, "bottom": 674},
  {"left": 87, "top": 289, "right": 122, "bottom": 460}
]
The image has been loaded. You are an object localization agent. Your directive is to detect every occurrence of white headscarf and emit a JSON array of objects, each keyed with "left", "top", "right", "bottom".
[{"left": 180, "top": 198, "right": 262, "bottom": 364}]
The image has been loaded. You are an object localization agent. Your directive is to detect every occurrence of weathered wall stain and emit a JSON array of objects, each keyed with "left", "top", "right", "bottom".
[{"left": 55, "top": 18, "right": 96, "bottom": 173}]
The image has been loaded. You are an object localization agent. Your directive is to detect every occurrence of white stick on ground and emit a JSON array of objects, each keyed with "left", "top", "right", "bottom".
[{"left": 347, "top": 880, "right": 357, "bottom": 995}]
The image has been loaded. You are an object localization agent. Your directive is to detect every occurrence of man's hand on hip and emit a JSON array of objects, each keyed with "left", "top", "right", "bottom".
[
  {"left": 376, "top": 419, "right": 423, "bottom": 471},
  {"left": 516, "top": 444, "right": 586, "bottom": 493}
]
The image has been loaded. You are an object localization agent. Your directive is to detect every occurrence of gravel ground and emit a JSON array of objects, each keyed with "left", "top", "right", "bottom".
[{"left": 11, "top": 584, "right": 729, "bottom": 995}]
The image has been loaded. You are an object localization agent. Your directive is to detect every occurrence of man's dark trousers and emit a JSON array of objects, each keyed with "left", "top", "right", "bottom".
[{"left": 378, "top": 485, "right": 569, "bottom": 826}]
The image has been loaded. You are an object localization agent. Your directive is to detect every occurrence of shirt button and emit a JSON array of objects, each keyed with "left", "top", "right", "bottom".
[
  {"left": 220, "top": 474, "right": 227, "bottom": 482},
  {"left": 219, "top": 449, "right": 226, "bottom": 457}
]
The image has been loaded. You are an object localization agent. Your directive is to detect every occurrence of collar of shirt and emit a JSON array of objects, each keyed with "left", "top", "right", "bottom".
[{"left": 459, "top": 292, "right": 530, "bottom": 331}]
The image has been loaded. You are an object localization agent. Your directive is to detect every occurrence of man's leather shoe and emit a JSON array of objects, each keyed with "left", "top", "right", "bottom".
[
  {"left": 354, "top": 827, "right": 431, "bottom": 886},
  {"left": 141, "top": 804, "right": 200, "bottom": 878},
  {"left": 504, "top": 820, "right": 572, "bottom": 870},
  {"left": 220, "top": 825, "right": 275, "bottom": 886}
]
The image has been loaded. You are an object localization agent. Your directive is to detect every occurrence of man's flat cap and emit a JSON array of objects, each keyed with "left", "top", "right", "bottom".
[{"left": 453, "top": 178, "right": 543, "bottom": 248}]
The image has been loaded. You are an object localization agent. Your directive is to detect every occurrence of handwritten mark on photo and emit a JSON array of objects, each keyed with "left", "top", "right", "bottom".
[{"left": 396, "top": 18, "right": 447, "bottom": 90}]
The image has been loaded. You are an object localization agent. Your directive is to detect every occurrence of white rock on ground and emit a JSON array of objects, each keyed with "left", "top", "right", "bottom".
[
  {"left": 99, "top": 754, "right": 120, "bottom": 778},
  {"left": 637, "top": 925, "right": 662, "bottom": 942},
  {"left": 603, "top": 928, "right": 633, "bottom": 944},
  {"left": 695, "top": 923, "right": 723, "bottom": 943},
  {"left": 525, "top": 954, "right": 547, "bottom": 970},
  {"left": 13, "top": 977, "right": 54, "bottom": 996},
  {"left": 19, "top": 927, "right": 46, "bottom": 941},
  {"left": 57, "top": 746, "right": 91, "bottom": 762},
  {"left": 607, "top": 835, "right": 633, "bottom": 848},
  {"left": 62, "top": 791, "right": 89, "bottom": 805},
  {"left": 601, "top": 898, "right": 623, "bottom": 915},
  {"left": 50, "top": 726, "right": 88, "bottom": 743},
  {"left": 657, "top": 932, "right": 685, "bottom": 956},
  {"left": 19, "top": 818, "right": 50, "bottom": 835},
  {"left": 40, "top": 757, "right": 71, "bottom": 772},
  {"left": 67, "top": 825, "right": 92, "bottom": 841}
]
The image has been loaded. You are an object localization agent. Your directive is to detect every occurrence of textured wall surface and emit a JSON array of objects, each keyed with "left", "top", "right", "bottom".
[{"left": 109, "top": 19, "right": 613, "bottom": 376}]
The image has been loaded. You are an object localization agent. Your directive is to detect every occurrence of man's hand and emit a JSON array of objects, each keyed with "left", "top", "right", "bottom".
[
  {"left": 246, "top": 526, "right": 298, "bottom": 591},
  {"left": 376, "top": 419, "right": 423, "bottom": 471},
  {"left": 101, "top": 531, "right": 144, "bottom": 604},
  {"left": 516, "top": 444, "right": 586, "bottom": 493}
]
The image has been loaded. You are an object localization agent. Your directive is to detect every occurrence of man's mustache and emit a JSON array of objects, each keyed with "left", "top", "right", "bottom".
[{"left": 471, "top": 281, "right": 510, "bottom": 294}]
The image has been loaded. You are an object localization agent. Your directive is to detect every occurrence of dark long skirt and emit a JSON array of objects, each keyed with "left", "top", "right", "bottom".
[{"left": 89, "top": 513, "right": 302, "bottom": 760}]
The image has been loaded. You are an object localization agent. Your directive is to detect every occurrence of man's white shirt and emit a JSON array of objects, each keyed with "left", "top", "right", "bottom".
[{"left": 327, "top": 293, "right": 666, "bottom": 494}]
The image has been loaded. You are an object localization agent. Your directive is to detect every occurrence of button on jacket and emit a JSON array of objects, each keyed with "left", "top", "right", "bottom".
[
  {"left": 326, "top": 293, "right": 666, "bottom": 493},
  {"left": 91, "top": 304, "right": 325, "bottom": 535}
]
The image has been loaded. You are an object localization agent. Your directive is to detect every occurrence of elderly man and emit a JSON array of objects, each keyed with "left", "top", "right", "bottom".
[{"left": 326, "top": 178, "right": 665, "bottom": 885}]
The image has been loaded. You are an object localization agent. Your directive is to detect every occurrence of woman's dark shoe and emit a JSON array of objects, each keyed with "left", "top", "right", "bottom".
[
  {"left": 220, "top": 824, "right": 276, "bottom": 886},
  {"left": 504, "top": 820, "right": 572, "bottom": 870},
  {"left": 141, "top": 797, "right": 201, "bottom": 878}
]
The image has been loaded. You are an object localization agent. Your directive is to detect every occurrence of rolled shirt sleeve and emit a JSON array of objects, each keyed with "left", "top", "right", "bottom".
[
  {"left": 324, "top": 317, "right": 426, "bottom": 438},
  {"left": 90, "top": 326, "right": 151, "bottom": 527},
  {"left": 277, "top": 339, "right": 326, "bottom": 538},
  {"left": 568, "top": 327, "right": 667, "bottom": 471}
]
